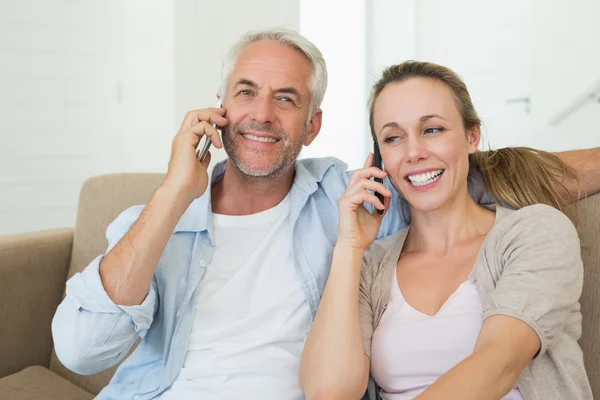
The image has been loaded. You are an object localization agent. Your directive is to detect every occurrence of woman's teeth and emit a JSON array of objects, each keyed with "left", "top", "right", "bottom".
[
  {"left": 242, "top": 133, "right": 278, "bottom": 143},
  {"left": 407, "top": 169, "right": 444, "bottom": 187}
]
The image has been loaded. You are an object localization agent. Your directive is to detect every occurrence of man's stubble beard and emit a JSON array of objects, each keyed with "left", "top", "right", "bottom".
[{"left": 222, "top": 122, "right": 308, "bottom": 180}]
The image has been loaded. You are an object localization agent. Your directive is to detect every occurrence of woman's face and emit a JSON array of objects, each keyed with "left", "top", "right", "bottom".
[{"left": 372, "top": 77, "right": 480, "bottom": 213}]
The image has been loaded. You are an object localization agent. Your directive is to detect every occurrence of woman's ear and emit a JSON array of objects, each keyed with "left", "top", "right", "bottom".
[{"left": 467, "top": 126, "right": 481, "bottom": 154}]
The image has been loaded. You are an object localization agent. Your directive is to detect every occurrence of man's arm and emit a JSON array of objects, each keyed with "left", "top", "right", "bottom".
[
  {"left": 555, "top": 147, "right": 600, "bottom": 198},
  {"left": 51, "top": 108, "right": 226, "bottom": 374},
  {"left": 100, "top": 108, "right": 225, "bottom": 305},
  {"left": 99, "top": 185, "right": 190, "bottom": 305}
]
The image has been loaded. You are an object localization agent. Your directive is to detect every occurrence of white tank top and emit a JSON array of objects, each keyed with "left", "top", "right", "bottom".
[{"left": 370, "top": 273, "right": 523, "bottom": 400}]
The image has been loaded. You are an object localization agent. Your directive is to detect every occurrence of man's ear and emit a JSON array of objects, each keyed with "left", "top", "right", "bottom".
[
  {"left": 304, "top": 108, "right": 323, "bottom": 146},
  {"left": 467, "top": 126, "right": 481, "bottom": 154}
]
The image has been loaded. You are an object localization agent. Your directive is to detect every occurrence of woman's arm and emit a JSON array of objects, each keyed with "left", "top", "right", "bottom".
[
  {"left": 300, "top": 246, "right": 371, "bottom": 400},
  {"left": 556, "top": 147, "right": 600, "bottom": 198},
  {"left": 415, "top": 315, "right": 539, "bottom": 400},
  {"left": 417, "top": 204, "right": 584, "bottom": 399},
  {"left": 300, "top": 155, "right": 390, "bottom": 400}
]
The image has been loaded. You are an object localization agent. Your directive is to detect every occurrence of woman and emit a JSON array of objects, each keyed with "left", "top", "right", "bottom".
[{"left": 300, "top": 61, "right": 592, "bottom": 400}]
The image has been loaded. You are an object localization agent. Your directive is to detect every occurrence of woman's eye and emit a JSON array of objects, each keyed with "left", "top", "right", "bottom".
[
  {"left": 424, "top": 127, "right": 444, "bottom": 134},
  {"left": 384, "top": 136, "right": 400, "bottom": 144}
]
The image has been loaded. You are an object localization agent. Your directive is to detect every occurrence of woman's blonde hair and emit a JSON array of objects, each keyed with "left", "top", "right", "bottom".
[{"left": 368, "top": 61, "right": 579, "bottom": 219}]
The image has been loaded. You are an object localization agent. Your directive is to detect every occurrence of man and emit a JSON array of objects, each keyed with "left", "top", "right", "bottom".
[{"left": 52, "top": 28, "right": 600, "bottom": 400}]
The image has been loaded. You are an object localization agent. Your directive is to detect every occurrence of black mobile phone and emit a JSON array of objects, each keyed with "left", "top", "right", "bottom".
[{"left": 373, "top": 140, "right": 384, "bottom": 214}]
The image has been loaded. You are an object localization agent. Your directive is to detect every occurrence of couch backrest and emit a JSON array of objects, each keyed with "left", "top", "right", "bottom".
[
  {"left": 49, "top": 173, "right": 165, "bottom": 395},
  {"left": 575, "top": 192, "right": 600, "bottom": 398},
  {"left": 49, "top": 173, "right": 600, "bottom": 396}
]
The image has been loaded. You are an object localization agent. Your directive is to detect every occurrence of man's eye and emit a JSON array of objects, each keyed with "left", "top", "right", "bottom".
[
  {"left": 278, "top": 96, "right": 294, "bottom": 103},
  {"left": 238, "top": 90, "right": 252, "bottom": 96}
]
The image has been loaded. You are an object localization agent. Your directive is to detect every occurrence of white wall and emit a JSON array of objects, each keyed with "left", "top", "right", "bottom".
[
  {"left": 0, "top": 0, "right": 300, "bottom": 235},
  {"left": 117, "top": 0, "right": 176, "bottom": 173},
  {"left": 0, "top": 0, "right": 120, "bottom": 235},
  {"left": 529, "top": 0, "right": 600, "bottom": 151},
  {"left": 299, "top": 0, "right": 368, "bottom": 170}
]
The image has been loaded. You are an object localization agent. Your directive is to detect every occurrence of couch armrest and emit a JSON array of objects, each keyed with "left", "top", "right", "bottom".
[{"left": 0, "top": 228, "right": 73, "bottom": 378}]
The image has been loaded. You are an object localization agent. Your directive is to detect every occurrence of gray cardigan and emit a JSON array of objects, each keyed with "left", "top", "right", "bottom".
[{"left": 359, "top": 205, "right": 592, "bottom": 400}]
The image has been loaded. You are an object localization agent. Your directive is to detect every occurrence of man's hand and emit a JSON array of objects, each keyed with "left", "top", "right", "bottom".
[{"left": 163, "top": 108, "right": 228, "bottom": 204}]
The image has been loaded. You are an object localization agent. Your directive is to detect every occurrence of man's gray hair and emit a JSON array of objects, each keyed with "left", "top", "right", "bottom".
[{"left": 219, "top": 28, "right": 328, "bottom": 118}]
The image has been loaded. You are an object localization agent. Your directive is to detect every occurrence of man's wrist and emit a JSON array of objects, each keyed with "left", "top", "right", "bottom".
[{"left": 154, "top": 183, "right": 193, "bottom": 217}]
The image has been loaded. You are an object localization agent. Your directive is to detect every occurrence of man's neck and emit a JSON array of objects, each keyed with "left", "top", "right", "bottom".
[{"left": 211, "top": 159, "right": 295, "bottom": 215}]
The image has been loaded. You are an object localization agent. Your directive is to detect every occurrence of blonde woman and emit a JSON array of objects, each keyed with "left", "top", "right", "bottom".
[{"left": 300, "top": 61, "right": 592, "bottom": 400}]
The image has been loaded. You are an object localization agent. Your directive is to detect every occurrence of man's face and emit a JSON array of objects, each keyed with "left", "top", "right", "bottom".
[{"left": 221, "top": 40, "right": 321, "bottom": 178}]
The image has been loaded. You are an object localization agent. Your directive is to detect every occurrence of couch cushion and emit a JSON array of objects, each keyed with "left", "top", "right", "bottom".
[
  {"left": 576, "top": 192, "right": 600, "bottom": 398},
  {"left": 0, "top": 366, "right": 93, "bottom": 400}
]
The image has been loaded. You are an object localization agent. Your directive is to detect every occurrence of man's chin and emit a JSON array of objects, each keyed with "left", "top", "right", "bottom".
[{"left": 231, "top": 158, "right": 285, "bottom": 178}]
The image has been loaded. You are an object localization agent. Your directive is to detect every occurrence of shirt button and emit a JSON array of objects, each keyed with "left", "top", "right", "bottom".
[
  {"left": 199, "top": 260, "right": 207, "bottom": 267},
  {"left": 133, "top": 395, "right": 141, "bottom": 400}
]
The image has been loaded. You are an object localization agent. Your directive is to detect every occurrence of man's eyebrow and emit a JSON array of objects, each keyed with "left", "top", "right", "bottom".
[
  {"left": 276, "top": 87, "right": 301, "bottom": 98},
  {"left": 421, "top": 114, "right": 446, "bottom": 121},
  {"left": 235, "top": 78, "right": 259, "bottom": 88}
]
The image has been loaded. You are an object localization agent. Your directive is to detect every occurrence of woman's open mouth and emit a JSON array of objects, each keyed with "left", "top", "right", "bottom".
[{"left": 406, "top": 169, "right": 444, "bottom": 187}]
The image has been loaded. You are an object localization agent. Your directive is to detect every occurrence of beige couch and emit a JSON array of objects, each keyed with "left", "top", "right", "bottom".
[{"left": 0, "top": 174, "right": 598, "bottom": 399}]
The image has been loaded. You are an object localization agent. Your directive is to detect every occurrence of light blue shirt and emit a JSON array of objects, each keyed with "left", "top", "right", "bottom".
[{"left": 52, "top": 157, "right": 488, "bottom": 399}]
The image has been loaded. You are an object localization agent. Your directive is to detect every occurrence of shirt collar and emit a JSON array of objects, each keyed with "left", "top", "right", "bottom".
[{"left": 173, "top": 157, "right": 343, "bottom": 234}]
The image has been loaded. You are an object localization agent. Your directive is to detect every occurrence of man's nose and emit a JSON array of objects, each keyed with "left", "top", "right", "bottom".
[{"left": 250, "top": 96, "right": 275, "bottom": 125}]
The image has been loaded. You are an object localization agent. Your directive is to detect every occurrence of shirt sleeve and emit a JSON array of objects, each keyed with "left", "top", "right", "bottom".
[
  {"left": 52, "top": 205, "right": 159, "bottom": 374},
  {"left": 359, "top": 248, "right": 378, "bottom": 359},
  {"left": 64, "top": 204, "right": 157, "bottom": 331},
  {"left": 481, "top": 204, "right": 584, "bottom": 357}
]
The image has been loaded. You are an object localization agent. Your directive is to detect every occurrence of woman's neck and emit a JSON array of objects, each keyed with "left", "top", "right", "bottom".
[{"left": 405, "top": 187, "right": 495, "bottom": 255}]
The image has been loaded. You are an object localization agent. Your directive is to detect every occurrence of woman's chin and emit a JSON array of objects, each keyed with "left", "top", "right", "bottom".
[{"left": 406, "top": 195, "right": 448, "bottom": 214}]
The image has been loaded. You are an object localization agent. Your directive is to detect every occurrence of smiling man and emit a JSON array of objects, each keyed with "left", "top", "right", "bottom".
[{"left": 51, "top": 28, "right": 600, "bottom": 400}]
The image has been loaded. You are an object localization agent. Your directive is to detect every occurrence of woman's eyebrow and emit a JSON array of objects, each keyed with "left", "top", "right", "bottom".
[{"left": 421, "top": 114, "right": 447, "bottom": 122}]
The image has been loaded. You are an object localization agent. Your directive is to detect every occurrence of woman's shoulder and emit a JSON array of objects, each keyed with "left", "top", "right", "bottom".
[
  {"left": 494, "top": 204, "right": 577, "bottom": 237},
  {"left": 490, "top": 204, "right": 580, "bottom": 256}
]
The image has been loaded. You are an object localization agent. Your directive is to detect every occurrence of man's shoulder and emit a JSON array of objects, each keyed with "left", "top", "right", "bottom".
[{"left": 296, "top": 157, "right": 351, "bottom": 189}]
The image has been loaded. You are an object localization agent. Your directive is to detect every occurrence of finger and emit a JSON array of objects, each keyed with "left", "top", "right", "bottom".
[
  {"left": 180, "top": 109, "right": 228, "bottom": 130},
  {"left": 355, "top": 178, "right": 392, "bottom": 198},
  {"left": 349, "top": 167, "right": 387, "bottom": 186},
  {"left": 344, "top": 191, "right": 385, "bottom": 211},
  {"left": 187, "top": 121, "right": 223, "bottom": 148},
  {"left": 363, "top": 152, "right": 374, "bottom": 169},
  {"left": 344, "top": 180, "right": 392, "bottom": 202},
  {"left": 373, "top": 191, "right": 393, "bottom": 217}
]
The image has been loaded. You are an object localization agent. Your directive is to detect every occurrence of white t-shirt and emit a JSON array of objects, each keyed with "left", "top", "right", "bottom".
[
  {"left": 161, "top": 194, "right": 311, "bottom": 400},
  {"left": 371, "top": 275, "right": 523, "bottom": 400}
]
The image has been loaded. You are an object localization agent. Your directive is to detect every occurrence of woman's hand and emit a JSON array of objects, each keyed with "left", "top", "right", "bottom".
[{"left": 337, "top": 153, "right": 391, "bottom": 250}]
